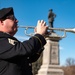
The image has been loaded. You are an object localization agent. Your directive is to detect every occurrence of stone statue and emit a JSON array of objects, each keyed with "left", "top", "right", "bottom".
[{"left": 48, "top": 9, "right": 56, "bottom": 28}]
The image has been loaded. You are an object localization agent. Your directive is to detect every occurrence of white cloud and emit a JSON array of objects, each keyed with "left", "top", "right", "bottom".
[
  {"left": 59, "top": 46, "right": 64, "bottom": 50},
  {"left": 14, "top": 35, "right": 29, "bottom": 41}
]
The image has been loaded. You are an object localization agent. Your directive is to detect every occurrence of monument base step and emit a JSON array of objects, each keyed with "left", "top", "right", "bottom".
[{"left": 37, "top": 65, "right": 64, "bottom": 75}]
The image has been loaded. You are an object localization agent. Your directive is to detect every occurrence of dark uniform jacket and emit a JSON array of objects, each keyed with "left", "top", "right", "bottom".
[{"left": 0, "top": 32, "right": 46, "bottom": 75}]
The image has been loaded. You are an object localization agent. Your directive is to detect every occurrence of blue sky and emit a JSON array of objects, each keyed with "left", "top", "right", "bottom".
[{"left": 0, "top": 0, "right": 75, "bottom": 66}]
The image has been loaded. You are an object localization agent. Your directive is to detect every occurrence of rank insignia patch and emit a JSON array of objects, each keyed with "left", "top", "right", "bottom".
[{"left": 8, "top": 38, "right": 17, "bottom": 45}]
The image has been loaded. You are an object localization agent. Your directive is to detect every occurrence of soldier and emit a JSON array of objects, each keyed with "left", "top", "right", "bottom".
[
  {"left": 0, "top": 7, "right": 48, "bottom": 75},
  {"left": 48, "top": 9, "right": 56, "bottom": 32}
]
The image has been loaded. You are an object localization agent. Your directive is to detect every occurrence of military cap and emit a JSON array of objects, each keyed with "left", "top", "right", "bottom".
[{"left": 0, "top": 7, "right": 14, "bottom": 19}]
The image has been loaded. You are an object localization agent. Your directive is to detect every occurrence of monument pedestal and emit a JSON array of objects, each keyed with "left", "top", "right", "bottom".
[
  {"left": 37, "top": 33, "right": 64, "bottom": 75},
  {"left": 37, "top": 65, "right": 64, "bottom": 75}
]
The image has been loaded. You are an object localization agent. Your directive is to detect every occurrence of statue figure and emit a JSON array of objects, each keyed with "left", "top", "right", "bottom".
[{"left": 48, "top": 9, "right": 56, "bottom": 28}]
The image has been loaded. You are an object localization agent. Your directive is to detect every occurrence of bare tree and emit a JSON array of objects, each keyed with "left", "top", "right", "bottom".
[{"left": 65, "top": 58, "right": 75, "bottom": 66}]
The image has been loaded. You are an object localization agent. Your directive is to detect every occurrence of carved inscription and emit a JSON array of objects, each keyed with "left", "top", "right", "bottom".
[{"left": 50, "top": 42, "right": 59, "bottom": 64}]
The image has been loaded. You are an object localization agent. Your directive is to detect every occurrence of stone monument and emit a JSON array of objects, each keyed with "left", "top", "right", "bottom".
[{"left": 37, "top": 9, "right": 64, "bottom": 75}]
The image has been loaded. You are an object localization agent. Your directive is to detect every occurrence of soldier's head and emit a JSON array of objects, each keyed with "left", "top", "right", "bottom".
[
  {"left": 49, "top": 9, "right": 53, "bottom": 12},
  {"left": 0, "top": 7, "right": 18, "bottom": 36}
]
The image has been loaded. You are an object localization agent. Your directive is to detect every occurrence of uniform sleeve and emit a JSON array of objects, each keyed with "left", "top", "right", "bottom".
[
  {"left": 28, "top": 47, "right": 44, "bottom": 63},
  {"left": 0, "top": 34, "right": 46, "bottom": 59}
]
